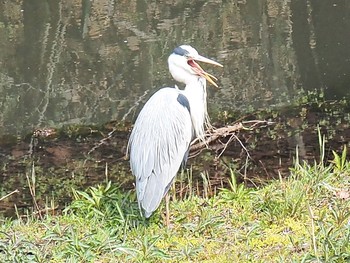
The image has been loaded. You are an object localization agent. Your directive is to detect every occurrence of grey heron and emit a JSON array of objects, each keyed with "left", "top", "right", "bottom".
[{"left": 128, "top": 45, "right": 223, "bottom": 224}]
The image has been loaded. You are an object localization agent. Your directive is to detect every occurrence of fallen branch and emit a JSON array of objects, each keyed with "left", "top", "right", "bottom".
[{"left": 190, "top": 120, "right": 274, "bottom": 154}]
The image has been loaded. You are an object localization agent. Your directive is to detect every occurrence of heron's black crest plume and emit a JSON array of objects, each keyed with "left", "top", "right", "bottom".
[{"left": 172, "top": 46, "right": 189, "bottom": 57}]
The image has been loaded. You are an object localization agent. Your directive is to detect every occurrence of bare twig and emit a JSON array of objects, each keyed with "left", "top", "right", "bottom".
[
  {"left": 0, "top": 189, "right": 19, "bottom": 202},
  {"left": 307, "top": 202, "right": 319, "bottom": 261},
  {"left": 233, "top": 134, "right": 251, "bottom": 159},
  {"left": 88, "top": 90, "right": 150, "bottom": 156},
  {"left": 32, "top": 206, "right": 59, "bottom": 216},
  {"left": 217, "top": 133, "right": 236, "bottom": 158},
  {"left": 190, "top": 120, "right": 274, "bottom": 154},
  {"left": 26, "top": 162, "right": 43, "bottom": 219}
]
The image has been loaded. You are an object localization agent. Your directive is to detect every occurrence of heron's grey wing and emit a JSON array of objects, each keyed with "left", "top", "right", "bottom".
[{"left": 128, "top": 87, "right": 192, "bottom": 217}]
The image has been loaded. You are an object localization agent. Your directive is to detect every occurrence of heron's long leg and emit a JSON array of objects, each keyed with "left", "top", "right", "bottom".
[{"left": 165, "top": 193, "right": 170, "bottom": 227}]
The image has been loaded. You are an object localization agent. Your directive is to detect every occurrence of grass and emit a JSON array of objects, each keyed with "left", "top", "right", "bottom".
[{"left": 1, "top": 141, "right": 350, "bottom": 262}]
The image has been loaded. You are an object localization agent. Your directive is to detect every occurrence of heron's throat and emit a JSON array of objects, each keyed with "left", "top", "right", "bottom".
[{"left": 183, "top": 78, "right": 209, "bottom": 141}]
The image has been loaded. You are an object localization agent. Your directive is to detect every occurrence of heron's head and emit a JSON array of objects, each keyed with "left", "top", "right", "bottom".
[{"left": 168, "top": 45, "right": 223, "bottom": 87}]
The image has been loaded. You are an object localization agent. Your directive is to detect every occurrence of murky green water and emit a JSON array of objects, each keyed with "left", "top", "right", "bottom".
[
  {"left": 1, "top": 0, "right": 350, "bottom": 216},
  {"left": 1, "top": 0, "right": 350, "bottom": 137}
]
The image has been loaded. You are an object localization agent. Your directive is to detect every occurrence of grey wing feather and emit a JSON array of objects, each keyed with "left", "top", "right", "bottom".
[{"left": 128, "top": 88, "right": 193, "bottom": 217}]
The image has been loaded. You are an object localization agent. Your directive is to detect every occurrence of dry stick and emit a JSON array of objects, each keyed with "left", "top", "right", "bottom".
[
  {"left": 259, "top": 160, "right": 271, "bottom": 178},
  {"left": 217, "top": 133, "right": 236, "bottom": 159},
  {"left": 188, "top": 120, "right": 273, "bottom": 188},
  {"left": 88, "top": 90, "right": 150, "bottom": 157},
  {"left": 190, "top": 122, "right": 244, "bottom": 152},
  {"left": 32, "top": 206, "right": 59, "bottom": 216},
  {"left": 87, "top": 128, "right": 115, "bottom": 156},
  {"left": 233, "top": 134, "right": 252, "bottom": 159},
  {"left": 26, "top": 162, "right": 43, "bottom": 219},
  {"left": 243, "top": 155, "right": 258, "bottom": 187},
  {"left": 0, "top": 189, "right": 19, "bottom": 202},
  {"left": 190, "top": 120, "right": 273, "bottom": 154},
  {"left": 307, "top": 202, "right": 319, "bottom": 261}
]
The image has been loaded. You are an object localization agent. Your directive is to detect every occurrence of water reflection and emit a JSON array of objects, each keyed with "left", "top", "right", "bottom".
[
  {"left": 1, "top": 0, "right": 350, "bottom": 217},
  {"left": 0, "top": 0, "right": 349, "bottom": 137},
  {"left": 292, "top": 0, "right": 350, "bottom": 99}
]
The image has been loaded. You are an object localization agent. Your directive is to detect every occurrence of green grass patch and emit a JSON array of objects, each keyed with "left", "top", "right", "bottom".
[{"left": 1, "top": 145, "right": 350, "bottom": 262}]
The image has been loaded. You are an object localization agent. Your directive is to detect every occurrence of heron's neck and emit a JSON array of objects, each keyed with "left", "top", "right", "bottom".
[{"left": 183, "top": 77, "right": 209, "bottom": 141}]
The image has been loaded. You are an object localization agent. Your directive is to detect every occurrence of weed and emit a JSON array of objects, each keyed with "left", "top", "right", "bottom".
[
  {"left": 1, "top": 132, "right": 350, "bottom": 262},
  {"left": 66, "top": 181, "right": 140, "bottom": 227}
]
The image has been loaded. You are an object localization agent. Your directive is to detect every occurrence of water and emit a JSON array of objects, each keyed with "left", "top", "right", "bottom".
[
  {"left": 1, "top": 0, "right": 350, "bottom": 216},
  {"left": 1, "top": 0, "right": 350, "bottom": 137}
]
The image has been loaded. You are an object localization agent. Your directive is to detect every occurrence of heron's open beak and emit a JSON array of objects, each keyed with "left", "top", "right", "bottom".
[{"left": 187, "top": 55, "right": 223, "bottom": 87}]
